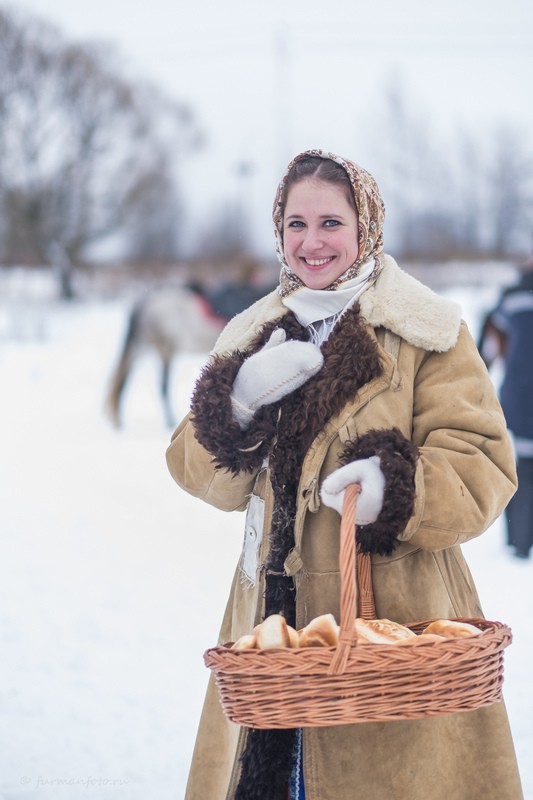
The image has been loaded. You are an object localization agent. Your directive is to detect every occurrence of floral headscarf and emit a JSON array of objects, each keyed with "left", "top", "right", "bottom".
[{"left": 273, "top": 149, "right": 386, "bottom": 297}]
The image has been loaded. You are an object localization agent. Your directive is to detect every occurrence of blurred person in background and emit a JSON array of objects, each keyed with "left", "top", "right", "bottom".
[
  {"left": 167, "top": 150, "right": 522, "bottom": 800},
  {"left": 479, "top": 256, "right": 533, "bottom": 560}
]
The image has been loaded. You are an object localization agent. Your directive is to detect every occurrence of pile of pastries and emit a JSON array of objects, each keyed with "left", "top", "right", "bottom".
[{"left": 230, "top": 613, "right": 481, "bottom": 651}]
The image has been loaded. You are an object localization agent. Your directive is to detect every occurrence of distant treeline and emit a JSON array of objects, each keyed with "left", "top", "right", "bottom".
[{"left": 1, "top": 6, "right": 532, "bottom": 300}]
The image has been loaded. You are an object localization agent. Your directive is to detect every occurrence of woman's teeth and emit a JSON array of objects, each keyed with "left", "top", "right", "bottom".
[{"left": 304, "top": 258, "right": 333, "bottom": 266}]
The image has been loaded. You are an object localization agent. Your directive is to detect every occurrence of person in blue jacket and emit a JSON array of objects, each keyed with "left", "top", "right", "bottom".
[{"left": 479, "top": 258, "right": 533, "bottom": 559}]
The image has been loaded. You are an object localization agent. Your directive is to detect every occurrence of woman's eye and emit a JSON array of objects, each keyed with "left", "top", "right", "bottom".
[
  {"left": 324, "top": 219, "right": 340, "bottom": 227},
  {"left": 287, "top": 220, "right": 305, "bottom": 229}
]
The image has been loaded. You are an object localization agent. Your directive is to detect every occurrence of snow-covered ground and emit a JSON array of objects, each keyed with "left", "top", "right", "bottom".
[{"left": 0, "top": 282, "right": 531, "bottom": 799}]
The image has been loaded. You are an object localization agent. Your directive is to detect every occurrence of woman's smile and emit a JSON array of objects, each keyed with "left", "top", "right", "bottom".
[{"left": 302, "top": 256, "right": 335, "bottom": 267}]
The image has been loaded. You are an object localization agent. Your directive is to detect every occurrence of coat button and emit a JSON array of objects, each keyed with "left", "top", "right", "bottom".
[
  {"left": 284, "top": 548, "right": 304, "bottom": 576},
  {"left": 303, "top": 477, "right": 321, "bottom": 513}
]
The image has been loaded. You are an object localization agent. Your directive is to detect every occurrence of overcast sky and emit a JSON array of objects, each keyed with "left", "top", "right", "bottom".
[{"left": 13, "top": 0, "right": 533, "bottom": 255}]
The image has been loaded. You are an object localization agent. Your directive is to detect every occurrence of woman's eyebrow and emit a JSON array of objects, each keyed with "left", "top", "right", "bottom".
[{"left": 285, "top": 213, "right": 347, "bottom": 220}]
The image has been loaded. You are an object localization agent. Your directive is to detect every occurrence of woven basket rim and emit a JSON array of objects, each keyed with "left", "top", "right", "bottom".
[{"left": 204, "top": 618, "right": 512, "bottom": 670}]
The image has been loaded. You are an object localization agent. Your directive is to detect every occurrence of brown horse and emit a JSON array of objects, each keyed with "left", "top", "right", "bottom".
[{"left": 105, "top": 280, "right": 275, "bottom": 428}]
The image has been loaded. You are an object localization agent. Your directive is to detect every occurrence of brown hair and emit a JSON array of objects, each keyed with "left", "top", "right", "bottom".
[{"left": 280, "top": 156, "right": 357, "bottom": 216}]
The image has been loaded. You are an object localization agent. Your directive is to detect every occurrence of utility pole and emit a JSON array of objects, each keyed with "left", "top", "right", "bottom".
[{"left": 273, "top": 27, "right": 293, "bottom": 173}]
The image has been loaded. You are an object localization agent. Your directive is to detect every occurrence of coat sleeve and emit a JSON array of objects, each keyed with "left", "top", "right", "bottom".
[
  {"left": 165, "top": 348, "right": 279, "bottom": 513},
  {"left": 402, "top": 322, "right": 517, "bottom": 550},
  {"left": 165, "top": 412, "right": 257, "bottom": 512}
]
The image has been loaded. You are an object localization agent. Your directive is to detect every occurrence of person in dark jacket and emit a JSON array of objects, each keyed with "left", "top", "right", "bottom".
[{"left": 479, "top": 259, "right": 533, "bottom": 559}]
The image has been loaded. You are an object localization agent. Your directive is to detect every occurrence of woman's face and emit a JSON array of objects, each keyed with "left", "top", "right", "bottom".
[{"left": 282, "top": 177, "right": 360, "bottom": 290}]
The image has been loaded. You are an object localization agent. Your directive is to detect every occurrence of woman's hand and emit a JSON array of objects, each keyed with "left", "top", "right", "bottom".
[
  {"left": 320, "top": 456, "right": 385, "bottom": 523},
  {"left": 230, "top": 328, "right": 324, "bottom": 429}
]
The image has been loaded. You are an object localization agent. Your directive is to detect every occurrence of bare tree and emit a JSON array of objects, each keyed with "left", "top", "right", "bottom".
[
  {"left": 486, "top": 125, "right": 533, "bottom": 257},
  {"left": 196, "top": 202, "right": 253, "bottom": 262},
  {"left": 0, "top": 7, "right": 201, "bottom": 295},
  {"left": 371, "top": 75, "right": 533, "bottom": 261},
  {"left": 373, "top": 77, "right": 461, "bottom": 259},
  {"left": 123, "top": 163, "right": 184, "bottom": 263}
]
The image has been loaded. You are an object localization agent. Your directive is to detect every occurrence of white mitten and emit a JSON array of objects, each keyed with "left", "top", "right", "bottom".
[
  {"left": 320, "top": 456, "right": 385, "bottom": 524},
  {"left": 230, "top": 328, "right": 324, "bottom": 429}
]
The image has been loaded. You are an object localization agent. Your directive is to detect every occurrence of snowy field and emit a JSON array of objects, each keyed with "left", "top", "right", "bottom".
[{"left": 0, "top": 278, "right": 532, "bottom": 799}]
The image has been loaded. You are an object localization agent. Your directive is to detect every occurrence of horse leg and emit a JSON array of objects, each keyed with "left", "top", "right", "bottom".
[
  {"left": 161, "top": 354, "right": 175, "bottom": 429},
  {"left": 105, "top": 308, "right": 141, "bottom": 428}
]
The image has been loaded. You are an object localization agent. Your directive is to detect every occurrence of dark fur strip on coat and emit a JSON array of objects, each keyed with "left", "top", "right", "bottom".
[
  {"left": 189, "top": 349, "right": 278, "bottom": 475},
  {"left": 189, "top": 306, "right": 418, "bottom": 799},
  {"left": 189, "top": 314, "right": 309, "bottom": 475}
]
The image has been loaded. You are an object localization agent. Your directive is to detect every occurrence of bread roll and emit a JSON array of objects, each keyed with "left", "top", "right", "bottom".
[
  {"left": 299, "top": 613, "right": 340, "bottom": 648},
  {"left": 422, "top": 619, "right": 481, "bottom": 638},
  {"left": 256, "top": 614, "right": 290, "bottom": 649},
  {"left": 287, "top": 625, "right": 300, "bottom": 648},
  {"left": 231, "top": 634, "right": 258, "bottom": 650},
  {"left": 354, "top": 618, "right": 417, "bottom": 644}
]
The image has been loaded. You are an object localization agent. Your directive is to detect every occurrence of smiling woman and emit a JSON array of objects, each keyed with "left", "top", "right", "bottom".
[
  {"left": 274, "top": 152, "right": 385, "bottom": 334},
  {"left": 166, "top": 149, "right": 523, "bottom": 800}
]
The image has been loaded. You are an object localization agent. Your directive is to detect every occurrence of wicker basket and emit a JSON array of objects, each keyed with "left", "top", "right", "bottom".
[{"left": 204, "top": 485, "right": 512, "bottom": 728}]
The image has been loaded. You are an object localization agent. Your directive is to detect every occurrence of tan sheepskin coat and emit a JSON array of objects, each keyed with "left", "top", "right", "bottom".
[{"left": 166, "top": 256, "right": 523, "bottom": 800}]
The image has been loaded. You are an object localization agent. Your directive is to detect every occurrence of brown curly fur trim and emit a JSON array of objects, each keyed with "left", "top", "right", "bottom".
[
  {"left": 190, "top": 306, "right": 386, "bottom": 800},
  {"left": 189, "top": 315, "right": 309, "bottom": 475},
  {"left": 265, "top": 309, "right": 384, "bottom": 617},
  {"left": 235, "top": 729, "right": 295, "bottom": 800},
  {"left": 340, "top": 427, "right": 419, "bottom": 555},
  {"left": 234, "top": 306, "right": 383, "bottom": 800},
  {"left": 189, "top": 350, "right": 280, "bottom": 474}
]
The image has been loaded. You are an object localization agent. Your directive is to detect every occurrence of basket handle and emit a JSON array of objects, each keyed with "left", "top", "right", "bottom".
[{"left": 328, "top": 483, "right": 376, "bottom": 676}]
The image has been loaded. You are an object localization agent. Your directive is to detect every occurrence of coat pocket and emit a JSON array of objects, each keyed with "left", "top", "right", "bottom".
[{"left": 371, "top": 545, "right": 481, "bottom": 622}]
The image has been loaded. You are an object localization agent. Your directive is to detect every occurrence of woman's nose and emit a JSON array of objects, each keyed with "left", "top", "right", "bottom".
[{"left": 302, "top": 226, "right": 324, "bottom": 251}]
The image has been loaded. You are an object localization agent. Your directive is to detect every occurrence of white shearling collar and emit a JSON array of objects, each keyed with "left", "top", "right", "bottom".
[
  {"left": 212, "top": 255, "right": 462, "bottom": 356},
  {"left": 359, "top": 255, "right": 462, "bottom": 352}
]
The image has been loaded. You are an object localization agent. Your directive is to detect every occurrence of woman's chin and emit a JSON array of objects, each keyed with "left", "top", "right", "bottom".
[
  {"left": 301, "top": 271, "right": 336, "bottom": 290},
  {"left": 291, "top": 258, "right": 349, "bottom": 290}
]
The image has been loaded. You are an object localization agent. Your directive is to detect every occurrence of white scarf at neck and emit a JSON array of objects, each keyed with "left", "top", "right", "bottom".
[{"left": 281, "top": 258, "right": 376, "bottom": 327}]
